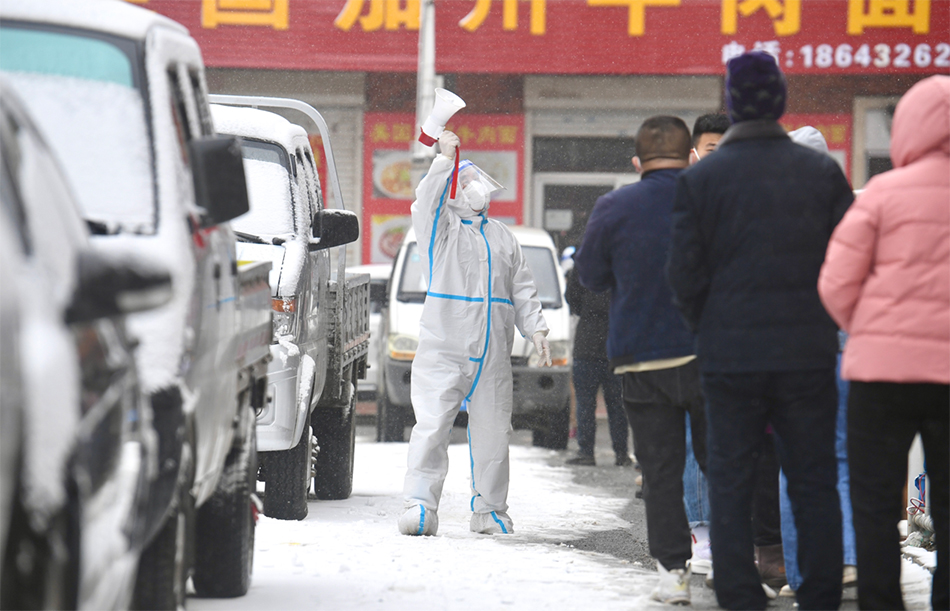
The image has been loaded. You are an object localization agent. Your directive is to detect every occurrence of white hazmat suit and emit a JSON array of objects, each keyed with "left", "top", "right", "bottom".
[{"left": 400, "top": 132, "right": 550, "bottom": 536}]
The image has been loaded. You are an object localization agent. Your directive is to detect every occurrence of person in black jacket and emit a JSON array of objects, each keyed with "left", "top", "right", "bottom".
[
  {"left": 575, "top": 116, "right": 706, "bottom": 605},
  {"left": 563, "top": 263, "right": 632, "bottom": 467},
  {"left": 667, "top": 51, "right": 854, "bottom": 611}
]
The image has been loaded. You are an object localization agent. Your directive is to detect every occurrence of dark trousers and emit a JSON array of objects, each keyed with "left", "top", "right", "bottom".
[
  {"left": 753, "top": 432, "right": 782, "bottom": 547},
  {"left": 573, "top": 358, "right": 628, "bottom": 458},
  {"left": 702, "top": 369, "right": 842, "bottom": 611},
  {"left": 848, "top": 381, "right": 949, "bottom": 611},
  {"left": 622, "top": 360, "right": 706, "bottom": 572}
]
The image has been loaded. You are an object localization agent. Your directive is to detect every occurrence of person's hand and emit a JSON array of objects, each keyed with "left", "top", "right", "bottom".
[
  {"left": 439, "top": 131, "right": 459, "bottom": 160},
  {"left": 532, "top": 332, "right": 552, "bottom": 367}
]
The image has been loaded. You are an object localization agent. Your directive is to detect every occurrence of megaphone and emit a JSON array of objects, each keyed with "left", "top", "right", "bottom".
[{"left": 418, "top": 88, "right": 466, "bottom": 146}]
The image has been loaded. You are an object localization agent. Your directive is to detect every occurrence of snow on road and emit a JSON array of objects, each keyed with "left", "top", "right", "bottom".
[
  {"left": 190, "top": 429, "right": 658, "bottom": 610},
  {"left": 189, "top": 427, "right": 937, "bottom": 610}
]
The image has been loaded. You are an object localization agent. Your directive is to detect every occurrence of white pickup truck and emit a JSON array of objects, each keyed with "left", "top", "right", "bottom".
[
  {"left": 210, "top": 100, "right": 368, "bottom": 520},
  {"left": 1, "top": 1, "right": 273, "bottom": 605}
]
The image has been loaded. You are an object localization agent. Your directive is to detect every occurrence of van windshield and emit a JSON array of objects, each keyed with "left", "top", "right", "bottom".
[
  {"left": 0, "top": 24, "right": 155, "bottom": 235},
  {"left": 231, "top": 139, "right": 297, "bottom": 238},
  {"left": 397, "top": 242, "right": 562, "bottom": 309}
]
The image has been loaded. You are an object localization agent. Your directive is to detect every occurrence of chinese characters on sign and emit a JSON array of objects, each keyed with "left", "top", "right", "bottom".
[
  {"left": 202, "top": 0, "right": 289, "bottom": 30},
  {"left": 363, "top": 113, "right": 524, "bottom": 263},
  {"left": 143, "top": 0, "right": 947, "bottom": 75}
]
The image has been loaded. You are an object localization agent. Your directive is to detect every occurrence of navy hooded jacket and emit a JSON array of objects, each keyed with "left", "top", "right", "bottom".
[{"left": 574, "top": 168, "right": 695, "bottom": 370}]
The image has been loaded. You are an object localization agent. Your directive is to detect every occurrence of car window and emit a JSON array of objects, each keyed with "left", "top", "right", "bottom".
[
  {"left": 397, "top": 241, "right": 562, "bottom": 309},
  {"left": 521, "top": 246, "right": 563, "bottom": 309},
  {"left": 231, "top": 138, "right": 297, "bottom": 237},
  {"left": 0, "top": 25, "right": 155, "bottom": 235}
]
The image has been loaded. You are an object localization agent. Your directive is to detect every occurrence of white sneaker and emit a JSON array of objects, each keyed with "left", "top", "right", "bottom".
[
  {"left": 689, "top": 527, "right": 712, "bottom": 575},
  {"left": 470, "top": 511, "right": 513, "bottom": 534},
  {"left": 651, "top": 563, "right": 691, "bottom": 605},
  {"left": 398, "top": 505, "right": 438, "bottom": 536}
]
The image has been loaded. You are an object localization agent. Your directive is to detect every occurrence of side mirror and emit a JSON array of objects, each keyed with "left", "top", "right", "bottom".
[
  {"left": 65, "top": 251, "right": 172, "bottom": 324},
  {"left": 189, "top": 135, "right": 250, "bottom": 227},
  {"left": 310, "top": 209, "right": 359, "bottom": 252}
]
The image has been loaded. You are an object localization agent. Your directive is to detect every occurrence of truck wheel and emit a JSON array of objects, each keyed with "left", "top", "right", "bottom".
[
  {"left": 532, "top": 403, "right": 570, "bottom": 450},
  {"left": 192, "top": 417, "right": 256, "bottom": 598},
  {"left": 262, "top": 424, "right": 312, "bottom": 520},
  {"left": 131, "top": 486, "right": 193, "bottom": 610},
  {"left": 376, "top": 391, "right": 407, "bottom": 443},
  {"left": 312, "top": 380, "right": 356, "bottom": 500}
]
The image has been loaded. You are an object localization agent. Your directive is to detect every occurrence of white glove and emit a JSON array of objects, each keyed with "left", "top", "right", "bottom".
[
  {"left": 439, "top": 130, "right": 459, "bottom": 160},
  {"left": 532, "top": 332, "right": 552, "bottom": 367}
]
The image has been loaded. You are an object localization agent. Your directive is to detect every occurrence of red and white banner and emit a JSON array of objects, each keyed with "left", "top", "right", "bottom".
[
  {"left": 140, "top": 0, "right": 949, "bottom": 75},
  {"left": 362, "top": 112, "right": 524, "bottom": 263}
]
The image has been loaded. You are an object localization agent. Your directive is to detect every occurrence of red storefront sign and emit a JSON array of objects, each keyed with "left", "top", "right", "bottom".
[
  {"left": 142, "top": 0, "right": 948, "bottom": 75},
  {"left": 780, "top": 113, "right": 853, "bottom": 181},
  {"left": 362, "top": 112, "right": 524, "bottom": 263}
]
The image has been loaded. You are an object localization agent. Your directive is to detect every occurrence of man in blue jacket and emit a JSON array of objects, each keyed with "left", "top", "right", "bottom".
[
  {"left": 575, "top": 116, "right": 705, "bottom": 605},
  {"left": 667, "top": 52, "right": 853, "bottom": 611}
]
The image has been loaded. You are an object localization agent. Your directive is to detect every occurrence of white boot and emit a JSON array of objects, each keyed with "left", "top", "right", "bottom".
[
  {"left": 470, "top": 511, "right": 513, "bottom": 534},
  {"left": 398, "top": 505, "right": 438, "bottom": 536},
  {"left": 651, "top": 562, "right": 691, "bottom": 605}
]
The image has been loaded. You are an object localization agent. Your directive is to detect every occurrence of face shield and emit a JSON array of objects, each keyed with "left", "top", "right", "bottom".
[{"left": 456, "top": 160, "right": 504, "bottom": 214}]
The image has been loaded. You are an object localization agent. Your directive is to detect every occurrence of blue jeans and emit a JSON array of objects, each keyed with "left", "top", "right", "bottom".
[
  {"left": 572, "top": 359, "right": 628, "bottom": 457},
  {"left": 780, "top": 354, "right": 857, "bottom": 591},
  {"left": 683, "top": 413, "right": 710, "bottom": 527}
]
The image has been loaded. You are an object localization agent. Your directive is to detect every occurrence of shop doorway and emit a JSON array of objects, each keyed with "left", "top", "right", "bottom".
[{"left": 533, "top": 173, "right": 637, "bottom": 255}]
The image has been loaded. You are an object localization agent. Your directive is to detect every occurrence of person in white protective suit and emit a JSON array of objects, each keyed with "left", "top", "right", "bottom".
[{"left": 398, "top": 130, "right": 552, "bottom": 537}]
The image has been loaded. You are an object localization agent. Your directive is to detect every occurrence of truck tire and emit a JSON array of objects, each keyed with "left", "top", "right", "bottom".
[
  {"left": 312, "top": 377, "right": 356, "bottom": 500},
  {"left": 192, "top": 417, "right": 257, "bottom": 598},
  {"left": 261, "top": 424, "right": 312, "bottom": 520},
  {"left": 131, "top": 487, "right": 193, "bottom": 610},
  {"left": 532, "top": 403, "right": 570, "bottom": 450}
]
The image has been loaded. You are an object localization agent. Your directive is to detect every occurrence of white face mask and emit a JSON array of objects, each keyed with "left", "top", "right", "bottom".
[{"left": 461, "top": 181, "right": 489, "bottom": 213}]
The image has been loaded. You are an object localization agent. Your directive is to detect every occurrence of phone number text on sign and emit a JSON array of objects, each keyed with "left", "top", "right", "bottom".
[
  {"left": 723, "top": 41, "right": 950, "bottom": 72},
  {"left": 796, "top": 42, "right": 950, "bottom": 69}
]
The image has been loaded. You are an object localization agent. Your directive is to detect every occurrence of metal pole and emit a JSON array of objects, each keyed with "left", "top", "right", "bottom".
[{"left": 411, "top": 0, "right": 437, "bottom": 189}]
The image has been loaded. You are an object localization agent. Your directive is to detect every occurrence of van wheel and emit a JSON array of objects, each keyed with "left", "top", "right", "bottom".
[
  {"left": 262, "top": 424, "right": 312, "bottom": 520},
  {"left": 312, "top": 375, "right": 356, "bottom": 500},
  {"left": 532, "top": 403, "right": 570, "bottom": 450},
  {"left": 376, "top": 391, "right": 408, "bottom": 443},
  {"left": 192, "top": 414, "right": 256, "bottom": 598}
]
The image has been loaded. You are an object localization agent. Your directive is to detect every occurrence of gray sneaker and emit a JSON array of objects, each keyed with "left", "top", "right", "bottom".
[{"left": 652, "top": 563, "right": 691, "bottom": 605}]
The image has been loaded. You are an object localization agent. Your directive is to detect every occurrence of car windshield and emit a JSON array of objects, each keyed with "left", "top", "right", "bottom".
[
  {"left": 397, "top": 241, "right": 561, "bottom": 309},
  {"left": 0, "top": 24, "right": 155, "bottom": 235},
  {"left": 230, "top": 139, "right": 297, "bottom": 238}
]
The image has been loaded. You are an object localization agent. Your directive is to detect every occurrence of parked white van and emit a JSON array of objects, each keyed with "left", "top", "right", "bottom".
[{"left": 377, "top": 226, "right": 572, "bottom": 447}]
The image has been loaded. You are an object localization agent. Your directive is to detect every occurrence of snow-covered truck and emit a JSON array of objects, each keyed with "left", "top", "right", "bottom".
[
  {"left": 1, "top": 0, "right": 273, "bottom": 606},
  {"left": 210, "top": 99, "right": 369, "bottom": 520}
]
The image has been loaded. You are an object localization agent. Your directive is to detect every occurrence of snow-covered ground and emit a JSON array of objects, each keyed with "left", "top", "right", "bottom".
[{"left": 189, "top": 425, "right": 937, "bottom": 610}]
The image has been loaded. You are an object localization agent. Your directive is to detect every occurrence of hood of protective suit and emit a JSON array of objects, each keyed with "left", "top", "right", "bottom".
[
  {"left": 788, "top": 126, "right": 829, "bottom": 155},
  {"left": 890, "top": 75, "right": 950, "bottom": 169}
]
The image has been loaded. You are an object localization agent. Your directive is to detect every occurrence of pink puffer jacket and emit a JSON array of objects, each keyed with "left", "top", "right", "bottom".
[{"left": 818, "top": 75, "right": 950, "bottom": 384}]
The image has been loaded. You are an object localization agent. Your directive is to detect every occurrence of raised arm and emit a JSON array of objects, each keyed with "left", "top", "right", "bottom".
[{"left": 410, "top": 131, "right": 460, "bottom": 254}]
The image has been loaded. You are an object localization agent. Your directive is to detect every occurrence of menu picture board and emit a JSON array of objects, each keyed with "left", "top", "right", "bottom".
[{"left": 362, "top": 112, "right": 524, "bottom": 263}]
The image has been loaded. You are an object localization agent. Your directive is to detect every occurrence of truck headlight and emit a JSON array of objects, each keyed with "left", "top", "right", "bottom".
[
  {"left": 388, "top": 334, "right": 418, "bottom": 361},
  {"left": 272, "top": 297, "right": 297, "bottom": 342},
  {"left": 528, "top": 339, "right": 570, "bottom": 367}
]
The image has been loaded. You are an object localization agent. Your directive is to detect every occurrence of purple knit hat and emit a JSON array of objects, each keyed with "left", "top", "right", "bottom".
[{"left": 725, "top": 51, "right": 787, "bottom": 124}]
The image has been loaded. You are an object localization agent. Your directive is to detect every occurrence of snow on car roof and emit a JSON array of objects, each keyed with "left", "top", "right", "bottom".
[
  {"left": 1, "top": 0, "right": 186, "bottom": 40},
  {"left": 210, "top": 104, "right": 309, "bottom": 152}
]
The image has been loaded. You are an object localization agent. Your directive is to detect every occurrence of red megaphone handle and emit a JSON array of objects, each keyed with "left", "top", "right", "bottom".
[{"left": 450, "top": 147, "right": 459, "bottom": 199}]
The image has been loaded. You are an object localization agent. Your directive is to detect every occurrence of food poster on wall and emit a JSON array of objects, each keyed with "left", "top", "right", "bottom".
[
  {"left": 780, "top": 114, "right": 853, "bottom": 182},
  {"left": 362, "top": 112, "right": 524, "bottom": 263}
]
